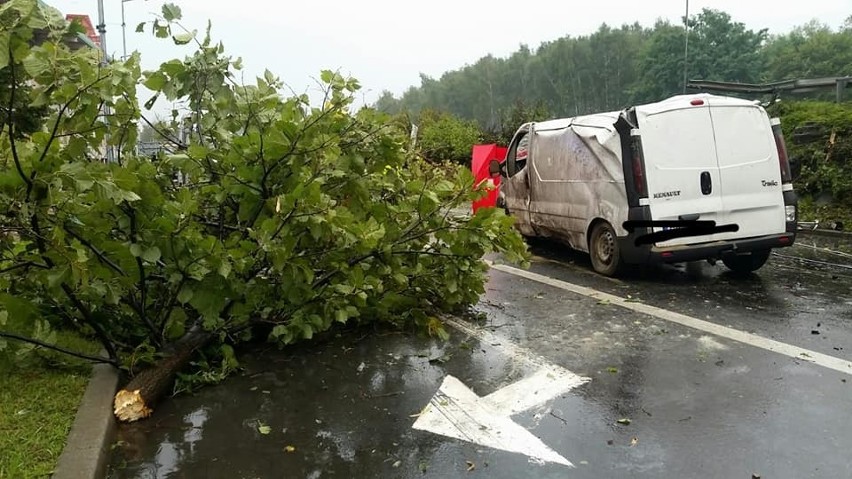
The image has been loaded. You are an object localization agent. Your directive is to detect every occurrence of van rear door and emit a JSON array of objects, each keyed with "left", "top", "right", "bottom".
[
  {"left": 635, "top": 97, "right": 726, "bottom": 247},
  {"left": 707, "top": 99, "right": 786, "bottom": 240}
]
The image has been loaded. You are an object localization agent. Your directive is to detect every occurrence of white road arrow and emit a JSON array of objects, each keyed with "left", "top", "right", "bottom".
[{"left": 412, "top": 317, "right": 591, "bottom": 467}]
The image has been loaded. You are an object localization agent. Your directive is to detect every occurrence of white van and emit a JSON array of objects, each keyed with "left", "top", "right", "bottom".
[{"left": 491, "top": 94, "right": 797, "bottom": 276}]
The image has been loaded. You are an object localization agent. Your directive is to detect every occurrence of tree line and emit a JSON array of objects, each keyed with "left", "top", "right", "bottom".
[{"left": 375, "top": 9, "right": 852, "bottom": 129}]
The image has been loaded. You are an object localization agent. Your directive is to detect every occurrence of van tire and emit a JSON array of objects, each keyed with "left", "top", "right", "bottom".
[
  {"left": 589, "top": 221, "right": 623, "bottom": 276},
  {"left": 722, "top": 250, "right": 771, "bottom": 274}
]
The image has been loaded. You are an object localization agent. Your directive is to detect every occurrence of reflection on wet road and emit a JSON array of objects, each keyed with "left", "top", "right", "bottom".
[{"left": 108, "top": 232, "right": 852, "bottom": 479}]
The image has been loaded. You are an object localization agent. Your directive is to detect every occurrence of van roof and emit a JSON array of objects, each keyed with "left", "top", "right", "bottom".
[
  {"left": 534, "top": 111, "right": 621, "bottom": 132},
  {"left": 635, "top": 93, "right": 762, "bottom": 115},
  {"left": 530, "top": 94, "right": 761, "bottom": 132}
]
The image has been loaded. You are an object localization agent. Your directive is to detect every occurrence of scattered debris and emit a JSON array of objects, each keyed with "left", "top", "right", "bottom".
[
  {"left": 249, "top": 386, "right": 258, "bottom": 391},
  {"left": 678, "top": 416, "right": 692, "bottom": 422},
  {"left": 284, "top": 445, "right": 296, "bottom": 453},
  {"left": 630, "top": 437, "right": 639, "bottom": 447},
  {"left": 257, "top": 423, "right": 271, "bottom": 435},
  {"left": 392, "top": 460, "right": 401, "bottom": 468},
  {"left": 428, "top": 353, "right": 453, "bottom": 364},
  {"left": 811, "top": 330, "right": 820, "bottom": 335},
  {"left": 607, "top": 439, "right": 614, "bottom": 446},
  {"left": 356, "top": 362, "right": 366, "bottom": 373},
  {"left": 579, "top": 460, "right": 589, "bottom": 465},
  {"left": 641, "top": 407, "right": 652, "bottom": 417},
  {"left": 466, "top": 460, "right": 476, "bottom": 472},
  {"left": 606, "top": 367, "right": 618, "bottom": 374},
  {"left": 616, "top": 418, "right": 631, "bottom": 425},
  {"left": 370, "top": 391, "right": 404, "bottom": 399},
  {"left": 549, "top": 411, "right": 569, "bottom": 425},
  {"left": 752, "top": 474, "right": 761, "bottom": 479}
]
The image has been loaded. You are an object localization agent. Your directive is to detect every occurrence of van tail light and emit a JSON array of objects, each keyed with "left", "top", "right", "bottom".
[
  {"left": 770, "top": 118, "right": 792, "bottom": 184},
  {"left": 630, "top": 131, "right": 648, "bottom": 198}
]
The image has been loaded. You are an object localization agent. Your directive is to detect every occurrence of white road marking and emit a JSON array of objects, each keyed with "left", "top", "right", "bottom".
[
  {"left": 486, "top": 260, "right": 852, "bottom": 376},
  {"left": 412, "top": 375, "right": 575, "bottom": 466},
  {"left": 412, "top": 317, "right": 591, "bottom": 467}
]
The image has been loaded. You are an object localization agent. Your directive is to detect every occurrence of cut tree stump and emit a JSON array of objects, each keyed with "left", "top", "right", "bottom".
[{"left": 113, "top": 327, "right": 212, "bottom": 422}]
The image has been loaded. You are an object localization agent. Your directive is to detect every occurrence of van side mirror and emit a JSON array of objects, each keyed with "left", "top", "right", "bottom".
[{"left": 488, "top": 159, "right": 503, "bottom": 177}]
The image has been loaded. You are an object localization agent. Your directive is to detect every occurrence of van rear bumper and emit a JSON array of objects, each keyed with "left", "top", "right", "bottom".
[
  {"left": 619, "top": 232, "right": 796, "bottom": 264},
  {"left": 619, "top": 205, "right": 797, "bottom": 264}
]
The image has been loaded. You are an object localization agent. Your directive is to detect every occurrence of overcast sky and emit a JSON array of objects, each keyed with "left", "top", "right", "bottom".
[{"left": 48, "top": 0, "right": 849, "bottom": 117}]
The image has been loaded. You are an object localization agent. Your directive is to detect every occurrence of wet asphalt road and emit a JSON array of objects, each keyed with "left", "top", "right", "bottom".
[{"left": 108, "top": 232, "right": 852, "bottom": 479}]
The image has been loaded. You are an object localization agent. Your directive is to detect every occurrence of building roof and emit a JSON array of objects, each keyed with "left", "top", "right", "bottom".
[{"left": 65, "top": 14, "right": 100, "bottom": 48}]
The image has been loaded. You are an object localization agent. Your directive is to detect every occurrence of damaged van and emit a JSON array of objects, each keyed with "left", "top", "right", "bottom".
[{"left": 491, "top": 94, "right": 797, "bottom": 276}]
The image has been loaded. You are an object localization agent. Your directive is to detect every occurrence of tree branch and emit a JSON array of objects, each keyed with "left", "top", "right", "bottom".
[
  {"left": 4, "top": 46, "right": 31, "bottom": 191},
  {"left": 60, "top": 283, "right": 119, "bottom": 362},
  {"left": 0, "top": 331, "right": 118, "bottom": 366},
  {"left": 0, "top": 261, "right": 50, "bottom": 274},
  {"left": 37, "top": 76, "right": 107, "bottom": 165},
  {"left": 126, "top": 205, "right": 161, "bottom": 346},
  {"left": 63, "top": 225, "right": 126, "bottom": 275}
]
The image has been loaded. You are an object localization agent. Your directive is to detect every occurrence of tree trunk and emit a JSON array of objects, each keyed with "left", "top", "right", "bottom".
[{"left": 113, "top": 326, "right": 212, "bottom": 422}]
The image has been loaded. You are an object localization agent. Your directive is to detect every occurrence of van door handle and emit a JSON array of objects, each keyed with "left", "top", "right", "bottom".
[
  {"left": 679, "top": 213, "right": 700, "bottom": 221},
  {"left": 700, "top": 171, "right": 712, "bottom": 195}
]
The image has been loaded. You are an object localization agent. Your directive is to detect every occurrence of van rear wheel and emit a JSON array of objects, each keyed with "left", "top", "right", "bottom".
[
  {"left": 722, "top": 249, "right": 770, "bottom": 274},
  {"left": 589, "top": 221, "right": 623, "bottom": 276}
]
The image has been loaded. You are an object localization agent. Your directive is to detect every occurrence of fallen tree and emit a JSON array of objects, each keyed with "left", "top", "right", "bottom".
[{"left": 0, "top": 2, "right": 529, "bottom": 422}]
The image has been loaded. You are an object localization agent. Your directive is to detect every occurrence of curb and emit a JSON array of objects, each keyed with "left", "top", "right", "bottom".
[{"left": 52, "top": 362, "right": 121, "bottom": 479}]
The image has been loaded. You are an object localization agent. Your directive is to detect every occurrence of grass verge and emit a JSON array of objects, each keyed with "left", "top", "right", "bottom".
[{"left": 0, "top": 330, "right": 100, "bottom": 478}]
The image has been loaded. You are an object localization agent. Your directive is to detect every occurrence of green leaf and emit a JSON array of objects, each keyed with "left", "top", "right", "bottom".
[
  {"left": 177, "top": 286, "right": 193, "bottom": 304},
  {"left": 155, "top": 25, "right": 169, "bottom": 39},
  {"left": 0, "top": 310, "right": 7, "bottom": 326},
  {"left": 75, "top": 179, "right": 94, "bottom": 191},
  {"left": 129, "top": 243, "right": 143, "bottom": 257},
  {"left": 162, "top": 3, "right": 182, "bottom": 21},
  {"left": 143, "top": 94, "right": 159, "bottom": 110},
  {"left": 217, "top": 261, "right": 231, "bottom": 278},
  {"left": 0, "top": 31, "right": 9, "bottom": 70},
  {"left": 142, "top": 246, "right": 161, "bottom": 263},
  {"left": 46, "top": 268, "right": 68, "bottom": 289},
  {"left": 21, "top": 52, "right": 50, "bottom": 77},
  {"left": 173, "top": 31, "right": 195, "bottom": 45},
  {"left": 135, "top": 22, "right": 146, "bottom": 33},
  {"left": 144, "top": 72, "right": 167, "bottom": 91},
  {"left": 164, "top": 308, "right": 186, "bottom": 340}
]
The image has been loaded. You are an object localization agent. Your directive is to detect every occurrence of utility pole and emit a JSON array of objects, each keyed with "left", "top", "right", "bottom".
[
  {"left": 96, "top": 0, "right": 115, "bottom": 163},
  {"left": 683, "top": 0, "right": 689, "bottom": 94}
]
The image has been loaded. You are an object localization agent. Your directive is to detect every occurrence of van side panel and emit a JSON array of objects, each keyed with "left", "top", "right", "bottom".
[
  {"left": 636, "top": 105, "right": 727, "bottom": 246},
  {"left": 708, "top": 105, "right": 786, "bottom": 240},
  {"left": 528, "top": 119, "right": 627, "bottom": 252}
]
